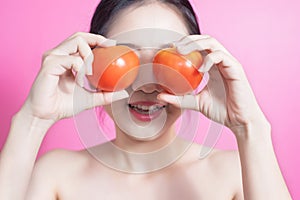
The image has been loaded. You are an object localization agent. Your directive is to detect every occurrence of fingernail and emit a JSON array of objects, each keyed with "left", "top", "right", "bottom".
[
  {"left": 103, "top": 39, "right": 117, "bottom": 47},
  {"left": 86, "top": 61, "right": 93, "bottom": 75},
  {"left": 76, "top": 72, "right": 85, "bottom": 87},
  {"left": 198, "top": 64, "right": 205, "bottom": 73},
  {"left": 157, "top": 94, "right": 164, "bottom": 101},
  {"left": 199, "top": 58, "right": 213, "bottom": 73},
  {"left": 169, "top": 42, "right": 176, "bottom": 48},
  {"left": 86, "top": 54, "right": 93, "bottom": 75},
  {"left": 78, "top": 79, "right": 84, "bottom": 88},
  {"left": 177, "top": 46, "right": 189, "bottom": 55},
  {"left": 113, "top": 90, "right": 129, "bottom": 101},
  {"left": 88, "top": 64, "right": 93, "bottom": 75},
  {"left": 158, "top": 93, "right": 173, "bottom": 102},
  {"left": 175, "top": 40, "right": 186, "bottom": 47},
  {"left": 173, "top": 41, "right": 181, "bottom": 47}
]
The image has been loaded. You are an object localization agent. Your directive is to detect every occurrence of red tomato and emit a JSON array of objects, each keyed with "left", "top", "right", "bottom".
[
  {"left": 153, "top": 48, "right": 203, "bottom": 95},
  {"left": 87, "top": 46, "right": 140, "bottom": 92}
]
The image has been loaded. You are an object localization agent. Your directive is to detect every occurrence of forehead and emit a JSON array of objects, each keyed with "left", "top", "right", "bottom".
[{"left": 106, "top": 2, "right": 189, "bottom": 47}]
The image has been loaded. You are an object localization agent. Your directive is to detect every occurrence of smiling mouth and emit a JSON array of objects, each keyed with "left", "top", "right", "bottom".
[
  {"left": 128, "top": 103, "right": 166, "bottom": 114},
  {"left": 128, "top": 102, "right": 166, "bottom": 121}
]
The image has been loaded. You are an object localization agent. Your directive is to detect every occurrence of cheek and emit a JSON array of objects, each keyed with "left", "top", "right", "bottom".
[
  {"left": 103, "top": 105, "right": 113, "bottom": 118},
  {"left": 166, "top": 105, "right": 182, "bottom": 122},
  {"left": 103, "top": 99, "right": 129, "bottom": 121}
]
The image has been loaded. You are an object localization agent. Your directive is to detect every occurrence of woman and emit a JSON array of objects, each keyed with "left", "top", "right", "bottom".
[{"left": 0, "top": 0, "right": 292, "bottom": 199}]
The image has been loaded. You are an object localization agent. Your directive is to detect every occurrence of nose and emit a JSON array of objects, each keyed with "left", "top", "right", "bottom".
[
  {"left": 131, "top": 63, "right": 163, "bottom": 92},
  {"left": 131, "top": 48, "right": 161, "bottom": 92},
  {"left": 138, "top": 83, "right": 163, "bottom": 94},
  {"left": 136, "top": 48, "right": 159, "bottom": 64}
]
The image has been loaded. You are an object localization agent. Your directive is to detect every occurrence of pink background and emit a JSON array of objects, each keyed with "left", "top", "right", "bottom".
[{"left": 0, "top": 0, "right": 299, "bottom": 198}]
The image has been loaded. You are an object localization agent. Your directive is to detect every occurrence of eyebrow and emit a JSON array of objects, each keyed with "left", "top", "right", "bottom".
[{"left": 116, "top": 42, "right": 174, "bottom": 49}]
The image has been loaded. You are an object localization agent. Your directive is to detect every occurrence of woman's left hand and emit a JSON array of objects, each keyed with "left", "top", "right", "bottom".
[{"left": 157, "top": 35, "right": 269, "bottom": 135}]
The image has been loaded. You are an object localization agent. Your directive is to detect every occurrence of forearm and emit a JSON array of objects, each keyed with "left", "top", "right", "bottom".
[
  {"left": 234, "top": 122, "right": 292, "bottom": 200},
  {"left": 0, "top": 109, "right": 53, "bottom": 200}
]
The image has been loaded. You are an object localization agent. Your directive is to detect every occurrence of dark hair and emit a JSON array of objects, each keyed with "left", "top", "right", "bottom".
[{"left": 90, "top": 0, "right": 200, "bottom": 36}]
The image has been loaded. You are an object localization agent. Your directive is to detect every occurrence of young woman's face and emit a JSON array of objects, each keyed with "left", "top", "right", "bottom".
[{"left": 103, "top": 2, "right": 191, "bottom": 140}]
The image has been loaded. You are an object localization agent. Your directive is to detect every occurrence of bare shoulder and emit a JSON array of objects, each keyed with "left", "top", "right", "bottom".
[
  {"left": 29, "top": 148, "right": 94, "bottom": 189},
  {"left": 208, "top": 148, "right": 241, "bottom": 171},
  {"left": 26, "top": 149, "right": 91, "bottom": 199},
  {"left": 36, "top": 149, "right": 86, "bottom": 167},
  {"left": 196, "top": 145, "right": 242, "bottom": 181},
  {"left": 34, "top": 148, "right": 91, "bottom": 177},
  {"left": 208, "top": 148, "right": 242, "bottom": 182},
  {"left": 186, "top": 143, "right": 241, "bottom": 167},
  {"left": 207, "top": 147, "right": 243, "bottom": 199},
  {"left": 182, "top": 144, "right": 243, "bottom": 199}
]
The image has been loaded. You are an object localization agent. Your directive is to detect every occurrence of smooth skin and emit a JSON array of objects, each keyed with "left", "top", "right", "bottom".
[{"left": 0, "top": 2, "right": 292, "bottom": 200}]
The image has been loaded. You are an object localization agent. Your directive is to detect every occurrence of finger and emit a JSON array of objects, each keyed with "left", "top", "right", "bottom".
[
  {"left": 94, "top": 90, "right": 129, "bottom": 106},
  {"left": 69, "top": 32, "right": 116, "bottom": 47},
  {"left": 54, "top": 36, "right": 93, "bottom": 76},
  {"left": 74, "top": 88, "right": 129, "bottom": 113},
  {"left": 43, "top": 55, "right": 83, "bottom": 74},
  {"left": 157, "top": 88, "right": 219, "bottom": 118},
  {"left": 157, "top": 87, "right": 222, "bottom": 121},
  {"left": 53, "top": 32, "right": 115, "bottom": 55},
  {"left": 157, "top": 93, "right": 200, "bottom": 111},
  {"left": 73, "top": 37, "right": 94, "bottom": 76},
  {"left": 199, "top": 50, "right": 245, "bottom": 81},
  {"left": 51, "top": 32, "right": 116, "bottom": 75},
  {"left": 175, "top": 34, "right": 211, "bottom": 46},
  {"left": 176, "top": 36, "right": 230, "bottom": 55},
  {"left": 42, "top": 54, "right": 85, "bottom": 87}
]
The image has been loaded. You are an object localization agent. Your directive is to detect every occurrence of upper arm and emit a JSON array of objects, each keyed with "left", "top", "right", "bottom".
[
  {"left": 25, "top": 150, "right": 63, "bottom": 200},
  {"left": 210, "top": 149, "right": 244, "bottom": 200}
]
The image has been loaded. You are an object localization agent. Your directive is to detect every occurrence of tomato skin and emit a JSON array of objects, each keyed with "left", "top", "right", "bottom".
[
  {"left": 153, "top": 48, "right": 203, "bottom": 95},
  {"left": 87, "top": 46, "right": 139, "bottom": 92}
]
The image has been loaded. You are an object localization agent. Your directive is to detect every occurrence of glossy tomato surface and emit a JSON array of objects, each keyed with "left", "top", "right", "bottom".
[
  {"left": 153, "top": 48, "right": 203, "bottom": 95},
  {"left": 87, "top": 46, "right": 139, "bottom": 92}
]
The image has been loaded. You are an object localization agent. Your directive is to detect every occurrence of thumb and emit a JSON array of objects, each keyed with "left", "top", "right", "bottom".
[
  {"left": 157, "top": 93, "right": 200, "bottom": 111},
  {"left": 93, "top": 90, "right": 129, "bottom": 107},
  {"left": 73, "top": 87, "right": 129, "bottom": 114}
]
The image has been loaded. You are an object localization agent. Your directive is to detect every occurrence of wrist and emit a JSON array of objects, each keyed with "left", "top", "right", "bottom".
[
  {"left": 13, "top": 106, "right": 55, "bottom": 137},
  {"left": 233, "top": 119, "right": 272, "bottom": 144},
  {"left": 2, "top": 106, "right": 54, "bottom": 161}
]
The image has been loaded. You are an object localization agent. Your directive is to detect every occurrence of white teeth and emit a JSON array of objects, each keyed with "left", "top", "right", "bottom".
[
  {"left": 129, "top": 104, "right": 165, "bottom": 114},
  {"left": 149, "top": 105, "right": 156, "bottom": 111},
  {"left": 137, "top": 105, "right": 143, "bottom": 110},
  {"left": 141, "top": 105, "right": 148, "bottom": 111}
]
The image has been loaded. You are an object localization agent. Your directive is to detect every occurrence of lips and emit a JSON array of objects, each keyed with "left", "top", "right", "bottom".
[{"left": 128, "top": 101, "right": 166, "bottom": 122}]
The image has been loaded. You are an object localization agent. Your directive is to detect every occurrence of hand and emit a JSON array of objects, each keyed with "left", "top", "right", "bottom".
[
  {"left": 22, "top": 32, "right": 129, "bottom": 124},
  {"left": 157, "top": 35, "right": 268, "bottom": 134}
]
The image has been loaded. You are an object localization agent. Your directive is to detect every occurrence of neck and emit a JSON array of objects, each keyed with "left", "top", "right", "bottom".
[
  {"left": 113, "top": 124, "right": 178, "bottom": 153},
  {"left": 92, "top": 124, "right": 191, "bottom": 173}
]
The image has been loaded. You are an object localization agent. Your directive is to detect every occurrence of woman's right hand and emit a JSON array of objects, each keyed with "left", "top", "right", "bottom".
[{"left": 21, "top": 32, "right": 129, "bottom": 124}]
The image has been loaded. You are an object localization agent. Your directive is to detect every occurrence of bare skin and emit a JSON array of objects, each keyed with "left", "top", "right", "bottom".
[
  {"left": 26, "top": 144, "right": 243, "bottom": 200},
  {"left": 0, "top": 2, "right": 292, "bottom": 200}
]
